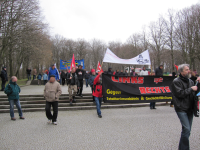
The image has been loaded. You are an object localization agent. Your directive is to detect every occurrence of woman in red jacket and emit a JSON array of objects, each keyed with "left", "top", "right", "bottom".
[{"left": 93, "top": 72, "right": 103, "bottom": 118}]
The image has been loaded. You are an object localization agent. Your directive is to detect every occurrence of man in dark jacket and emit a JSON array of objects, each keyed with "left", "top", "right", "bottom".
[
  {"left": 171, "top": 64, "right": 200, "bottom": 150},
  {"left": 68, "top": 67, "right": 79, "bottom": 105},
  {"left": 4, "top": 76, "right": 25, "bottom": 120},
  {"left": 150, "top": 65, "right": 163, "bottom": 109},
  {"left": 76, "top": 65, "right": 85, "bottom": 97},
  {"left": 119, "top": 70, "right": 125, "bottom": 76},
  {"left": 61, "top": 70, "right": 66, "bottom": 86},
  {"left": 85, "top": 71, "right": 90, "bottom": 88},
  {"left": 26, "top": 68, "right": 32, "bottom": 80},
  {"left": 105, "top": 67, "right": 113, "bottom": 75},
  {"left": 130, "top": 68, "right": 138, "bottom": 76},
  {"left": 1, "top": 67, "right": 8, "bottom": 91}
]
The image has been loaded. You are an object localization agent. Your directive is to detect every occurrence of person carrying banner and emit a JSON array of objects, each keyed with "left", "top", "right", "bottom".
[
  {"left": 171, "top": 64, "right": 200, "bottom": 150},
  {"left": 104, "top": 67, "right": 113, "bottom": 75},
  {"left": 140, "top": 67, "right": 148, "bottom": 76},
  {"left": 130, "top": 68, "right": 137, "bottom": 76},
  {"left": 93, "top": 72, "right": 103, "bottom": 118},
  {"left": 68, "top": 67, "right": 79, "bottom": 105},
  {"left": 76, "top": 65, "right": 85, "bottom": 97}
]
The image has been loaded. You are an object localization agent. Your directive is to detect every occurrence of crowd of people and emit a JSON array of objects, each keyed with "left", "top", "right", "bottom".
[{"left": 1, "top": 64, "right": 200, "bottom": 150}]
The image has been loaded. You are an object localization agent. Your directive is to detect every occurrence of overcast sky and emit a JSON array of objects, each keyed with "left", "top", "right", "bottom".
[{"left": 39, "top": 0, "right": 199, "bottom": 43}]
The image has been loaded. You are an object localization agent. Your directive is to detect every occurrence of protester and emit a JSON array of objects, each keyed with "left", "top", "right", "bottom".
[
  {"left": 76, "top": 65, "right": 85, "bottom": 97},
  {"left": 85, "top": 71, "right": 90, "bottom": 88},
  {"left": 61, "top": 70, "right": 66, "bottom": 86},
  {"left": 65, "top": 70, "right": 69, "bottom": 85},
  {"left": 119, "top": 70, "right": 125, "bottom": 76},
  {"left": 155, "top": 65, "right": 163, "bottom": 76},
  {"left": 93, "top": 72, "right": 103, "bottom": 118},
  {"left": 4, "top": 76, "right": 25, "bottom": 121},
  {"left": 67, "top": 67, "right": 79, "bottom": 105},
  {"left": 171, "top": 64, "right": 200, "bottom": 150},
  {"left": 88, "top": 69, "right": 97, "bottom": 102},
  {"left": 130, "top": 68, "right": 137, "bottom": 76},
  {"left": 172, "top": 70, "right": 176, "bottom": 77},
  {"left": 43, "top": 72, "right": 48, "bottom": 85},
  {"left": 1, "top": 67, "right": 8, "bottom": 91},
  {"left": 190, "top": 71, "right": 197, "bottom": 84},
  {"left": 44, "top": 75, "right": 62, "bottom": 125},
  {"left": 48, "top": 64, "right": 60, "bottom": 81},
  {"left": 124, "top": 70, "right": 128, "bottom": 76},
  {"left": 37, "top": 73, "right": 42, "bottom": 85},
  {"left": 140, "top": 67, "right": 148, "bottom": 76},
  {"left": 33, "top": 68, "right": 37, "bottom": 80},
  {"left": 26, "top": 68, "right": 32, "bottom": 80},
  {"left": 115, "top": 70, "right": 120, "bottom": 78},
  {"left": 105, "top": 67, "right": 113, "bottom": 75}
]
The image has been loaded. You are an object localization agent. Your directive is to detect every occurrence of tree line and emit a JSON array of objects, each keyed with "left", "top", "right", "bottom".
[{"left": 1, "top": 1, "right": 200, "bottom": 79}]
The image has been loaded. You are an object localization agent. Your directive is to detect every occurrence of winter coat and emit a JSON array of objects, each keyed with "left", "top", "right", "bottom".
[
  {"left": 43, "top": 73, "right": 48, "bottom": 80},
  {"left": 119, "top": 72, "right": 125, "bottom": 76},
  {"left": 155, "top": 67, "right": 163, "bottom": 76},
  {"left": 85, "top": 73, "right": 90, "bottom": 79},
  {"left": 130, "top": 71, "right": 138, "bottom": 76},
  {"left": 26, "top": 69, "right": 32, "bottom": 74},
  {"left": 76, "top": 69, "right": 85, "bottom": 80},
  {"left": 105, "top": 67, "right": 113, "bottom": 75},
  {"left": 61, "top": 71, "right": 66, "bottom": 78},
  {"left": 37, "top": 74, "right": 42, "bottom": 80},
  {"left": 1, "top": 68, "right": 8, "bottom": 81},
  {"left": 140, "top": 70, "right": 148, "bottom": 76},
  {"left": 67, "top": 72, "right": 79, "bottom": 86},
  {"left": 4, "top": 80, "right": 21, "bottom": 101},
  {"left": 88, "top": 74, "right": 97, "bottom": 87},
  {"left": 92, "top": 75, "right": 102, "bottom": 98},
  {"left": 48, "top": 67, "right": 60, "bottom": 80},
  {"left": 171, "top": 74, "right": 198, "bottom": 113},
  {"left": 44, "top": 81, "right": 62, "bottom": 102}
]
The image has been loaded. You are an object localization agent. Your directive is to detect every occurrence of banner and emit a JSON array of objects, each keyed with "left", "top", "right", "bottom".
[
  {"left": 103, "top": 48, "right": 151, "bottom": 65},
  {"left": 102, "top": 74, "right": 175, "bottom": 103},
  {"left": 60, "top": 59, "right": 85, "bottom": 70}
]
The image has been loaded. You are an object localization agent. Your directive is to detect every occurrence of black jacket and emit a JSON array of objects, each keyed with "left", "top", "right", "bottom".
[
  {"left": 155, "top": 67, "right": 163, "bottom": 76},
  {"left": 119, "top": 72, "right": 125, "bottom": 76},
  {"left": 26, "top": 69, "right": 32, "bottom": 74},
  {"left": 85, "top": 73, "right": 90, "bottom": 79},
  {"left": 67, "top": 72, "right": 79, "bottom": 86},
  {"left": 171, "top": 74, "right": 198, "bottom": 113},
  {"left": 61, "top": 71, "right": 66, "bottom": 79},
  {"left": 1, "top": 68, "right": 8, "bottom": 81},
  {"left": 130, "top": 72, "right": 138, "bottom": 76},
  {"left": 104, "top": 67, "right": 113, "bottom": 75},
  {"left": 76, "top": 69, "right": 85, "bottom": 80}
]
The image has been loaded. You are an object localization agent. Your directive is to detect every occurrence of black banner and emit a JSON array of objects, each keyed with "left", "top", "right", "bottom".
[{"left": 102, "top": 74, "right": 175, "bottom": 103}]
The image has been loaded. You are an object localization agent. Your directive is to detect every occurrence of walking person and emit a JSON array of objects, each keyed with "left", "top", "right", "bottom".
[
  {"left": 1, "top": 67, "right": 8, "bottom": 91},
  {"left": 43, "top": 72, "right": 48, "bottom": 85},
  {"left": 37, "top": 72, "right": 42, "bottom": 85},
  {"left": 44, "top": 75, "right": 62, "bottom": 125},
  {"left": 48, "top": 64, "right": 60, "bottom": 81},
  {"left": 67, "top": 67, "right": 79, "bottom": 105},
  {"left": 4, "top": 76, "right": 25, "bottom": 121},
  {"left": 32, "top": 68, "right": 37, "bottom": 80},
  {"left": 61, "top": 70, "right": 66, "bottom": 86},
  {"left": 85, "top": 71, "right": 90, "bottom": 88},
  {"left": 171, "top": 64, "right": 200, "bottom": 150},
  {"left": 76, "top": 65, "right": 85, "bottom": 97},
  {"left": 88, "top": 69, "right": 97, "bottom": 102},
  {"left": 26, "top": 68, "right": 32, "bottom": 80},
  {"left": 93, "top": 72, "right": 103, "bottom": 118}
]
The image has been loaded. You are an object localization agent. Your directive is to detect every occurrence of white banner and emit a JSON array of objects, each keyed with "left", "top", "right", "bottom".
[{"left": 103, "top": 48, "right": 151, "bottom": 65}]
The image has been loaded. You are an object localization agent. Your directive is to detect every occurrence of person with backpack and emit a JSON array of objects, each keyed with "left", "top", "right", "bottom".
[
  {"left": 43, "top": 72, "right": 48, "bottom": 85},
  {"left": 1, "top": 67, "right": 8, "bottom": 91},
  {"left": 93, "top": 72, "right": 103, "bottom": 118},
  {"left": 37, "top": 73, "right": 42, "bottom": 85},
  {"left": 88, "top": 69, "right": 97, "bottom": 102},
  {"left": 4, "top": 76, "right": 25, "bottom": 121}
]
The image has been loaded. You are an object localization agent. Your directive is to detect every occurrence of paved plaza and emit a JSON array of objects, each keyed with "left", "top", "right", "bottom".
[{"left": 0, "top": 106, "right": 200, "bottom": 150}]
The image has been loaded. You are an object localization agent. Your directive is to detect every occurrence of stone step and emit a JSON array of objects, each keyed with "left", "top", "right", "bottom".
[{"left": 0, "top": 102, "right": 168, "bottom": 113}]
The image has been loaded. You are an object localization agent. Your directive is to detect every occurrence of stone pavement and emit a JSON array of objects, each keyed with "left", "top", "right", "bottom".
[
  {"left": 0, "top": 106, "right": 200, "bottom": 150},
  {"left": 0, "top": 85, "right": 92, "bottom": 95}
]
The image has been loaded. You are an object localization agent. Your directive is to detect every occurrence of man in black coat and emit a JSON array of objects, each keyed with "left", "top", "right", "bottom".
[
  {"left": 171, "top": 64, "right": 200, "bottom": 150},
  {"left": 76, "top": 65, "right": 85, "bottom": 97},
  {"left": 61, "top": 70, "right": 66, "bottom": 86},
  {"left": 1, "top": 67, "right": 8, "bottom": 91},
  {"left": 26, "top": 68, "right": 32, "bottom": 80}
]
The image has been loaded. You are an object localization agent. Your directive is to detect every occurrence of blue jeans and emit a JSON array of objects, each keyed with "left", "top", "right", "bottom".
[
  {"left": 176, "top": 111, "right": 193, "bottom": 150},
  {"left": 85, "top": 79, "right": 89, "bottom": 87},
  {"left": 9, "top": 99, "right": 23, "bottom": 118},
  {"left": 94, "top": 97, "right": 102, "bottom": 115},
  {"left": 27, "top": 74, "right": 31, "bottom": 80}
]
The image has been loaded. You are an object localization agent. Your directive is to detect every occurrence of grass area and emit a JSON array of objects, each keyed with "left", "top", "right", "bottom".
[{"left": 0, "top": 78, "right": 28, "bottom": 87}]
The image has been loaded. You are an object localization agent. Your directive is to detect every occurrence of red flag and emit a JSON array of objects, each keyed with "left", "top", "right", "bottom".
[
  {"left": 70, "top": 54, "right": 76, "bottom": 72},
  {"left": 174, "top": 64, "right": 178, "bottom": 70},
  {"left": 97, "top": 61, "right": 101, "bottom": 72}
]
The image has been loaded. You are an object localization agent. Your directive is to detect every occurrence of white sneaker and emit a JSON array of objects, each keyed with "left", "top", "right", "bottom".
[
  {"left": 47, "top": 120, "right": 51, "bottom": 124},
  {"left": 52, "top": 122, "right": 57, "bottom": 125}
]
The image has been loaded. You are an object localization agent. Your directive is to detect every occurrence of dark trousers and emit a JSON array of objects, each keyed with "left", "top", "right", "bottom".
[
  {"left": 43, "top": 80, "right": 48, "bottom": 85},
  {"left": 150, "top": 102, "right": 156, "bottom": 108},
  {"left": 62, "top": 78, "right": 65, "bottom": 85},
  {"left": 91, "top": 87, "right": 95, "bottom": 102},
  {"left": 77, "top": 79, "right": 83, "bottom": 95},
  {"left": 1, "top": 80, "right": 6, "bottom": 90},
  {"left": 45, "top": 101, "right": 58, "bottom": 122},
  {"left": 33, "top": 75, "right": 36, "bottom": 80}
]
